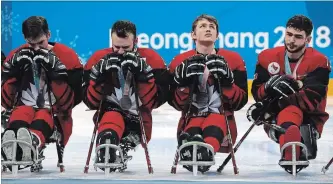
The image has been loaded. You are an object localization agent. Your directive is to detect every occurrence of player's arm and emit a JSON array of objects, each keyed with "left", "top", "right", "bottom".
[
  {"left": 82, "top": 52, "right": 105, "bottom": 110},
  {"left": 66, "top": 52, "right": 84, "bottom": 107},
  {"left": 167, "top": 56, "right": 191, "bottom": 111},
  {"left": 1, "top": 78, "right": 19, "bottom": 109},
  {"left": 278, "top": 55, "right": 331, "bottom": 112},
  {"left": 152, "top": 67, "right": 171, "bottom": 108},
  {"left": 135, "top": 73, "right": 157, "bottom": 111},
  {"left": 205, "top": 53, "right": 248, "bottom": 111},
  {"left": 1, "top": 48, "right": 30, "bottom": 109},
  {"left": 33, "top": 49, "right": 75, "bottom": 113},
  {"left": 148, "top": 53, "right": 170, "bottom": 109},
  {"left": 168, "top": 83, "right": 189, "bottom": 111},
  {"left": 220, "top": 55, "right": 248, "bottom": 111},
  {"left": 251, "top": 53, "right": 271, "bottom": 102},
  {"left": 120, "top": 52, "right": 157, "bottom": 111},
  {"left": 51, "top": 80, "right": 74, "bottom": 113}
]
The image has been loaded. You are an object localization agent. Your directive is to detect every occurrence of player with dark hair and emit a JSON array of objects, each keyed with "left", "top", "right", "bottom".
[
  {"left": 1, "top": 16, "right": 83, "bottom": 172},
  {"left": 83, "top": 20, "right": 168, "bottom": 172},
  {"left": 248, "top": 15, "right": 331, "bottom": 175}
]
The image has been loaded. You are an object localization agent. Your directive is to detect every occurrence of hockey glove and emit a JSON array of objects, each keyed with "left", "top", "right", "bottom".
[
  {"left": 246, "top": 102, "right": 264, "bottom": 124},
  {"left": 205, "top": 54, "right": 234, "bottom": 87},
  {"left": 121, "top": 51, "right": 154, "bottom": 82},
  {"left": 90, "top": 52, "right": 122, "bottom": 84},
  {"left": 2, "top": 47, "right": 34, "bottom": 81},
  {"left": 174, "top": 54, "right": 205, "bottom": 86},
  {"left": 264, "top": 75, "right": 299, "bottom": 99},
  {"left": 247, "top": 97, "right": 279, "bottom": 125},
  {"left": 33, "top": 48, "right": 67, "bottom": 81},
  {"left": 246, "top": 102, "right": 274, "bottom": 125}
]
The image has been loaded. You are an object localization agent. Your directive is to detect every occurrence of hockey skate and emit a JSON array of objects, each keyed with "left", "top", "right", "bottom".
[
  {"left": 94, "top": 131, "right": 133, "bottom": 175},
  {"left": 278, "top": 126, "right": 309, "bottom": 176},
  {"left": 178, "top": 133, "right": 215, "bottom": 176},
  {"left": 1, "top": 128, "right": 44, "bottom": 175}
]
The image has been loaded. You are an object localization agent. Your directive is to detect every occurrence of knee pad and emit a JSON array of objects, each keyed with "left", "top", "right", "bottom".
[{"left": 277, "top": 105, "right": 303, "bottom": 127}]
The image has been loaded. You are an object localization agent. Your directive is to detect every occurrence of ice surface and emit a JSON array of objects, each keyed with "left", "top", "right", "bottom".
[{"left": 2, "top": 102, "right": 333, "bottom": 183}]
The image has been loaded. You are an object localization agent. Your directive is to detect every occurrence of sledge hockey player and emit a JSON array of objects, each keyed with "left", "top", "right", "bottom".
[
  {"left": 168, "top": 14, "right": 248, "bottom": 173},
  {"left": 1, "top": 16, "right": 83, "bottom": 172},
  {"left": 248, "top": 15, "right": 331, "bottom": 175},
  {"left": 83, "top": 20, "right": 168, "bottom": 173}
]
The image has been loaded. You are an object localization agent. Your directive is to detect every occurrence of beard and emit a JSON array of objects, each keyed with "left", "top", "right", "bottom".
[{"left": 284, "top": 42, "right": 306, "bottom": 53}]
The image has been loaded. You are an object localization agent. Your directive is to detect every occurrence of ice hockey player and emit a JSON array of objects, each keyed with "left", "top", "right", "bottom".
[
  {"left": 248, "top": 15, "right": 331, "bottom": 174},
  {"left": 168, "top": 14, "right": 248, "bottom": 173},
  {"left": 1, "top": 16, "right": 83, "bottom": 172},
  {"left": 83, "top": 20, "right": 168, "bottom": 172}
]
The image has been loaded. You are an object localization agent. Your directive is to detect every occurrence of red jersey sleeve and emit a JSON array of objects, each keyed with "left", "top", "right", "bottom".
[
  {"left": 82, "top": 49, "right": 111, "bottom": 109},
  {"left": 218, "top": 50, "right": 248, "bottom": 111}
]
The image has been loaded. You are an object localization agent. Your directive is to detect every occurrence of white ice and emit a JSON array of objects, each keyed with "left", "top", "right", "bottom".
[{"left": 2, "top": 102, "right": 333, "bottom": 183}]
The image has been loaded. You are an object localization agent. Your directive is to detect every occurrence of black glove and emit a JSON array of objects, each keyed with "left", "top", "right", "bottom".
[
  {"left": 121, "top": 51, "right": 154, "bottom": 82},
  {"left": 33, "top": 48, "right": 67, "bottom": 81},
  {"left": 205, "top": 54, "right": 234, "bottom": 87},
  {"left": 2, "top": 47, "right": 34, "bottom": 80},
  {"left": 247, "top": 102, "right": 271, "bottom": 126},
  {"left": 107, "top": 52, "right": 123, "bottom": 73},
  {"left": 89, "top": 52, "right": 122, "bottom": 84},
  {"left": 174, "top": 55, "right": 205, "bottom": 86},
  {"left": 247, "top": 98, "right": 278, "bottom": 125},
  {"left": 264, "top": 75, "right": 299, "bottom": 98}
]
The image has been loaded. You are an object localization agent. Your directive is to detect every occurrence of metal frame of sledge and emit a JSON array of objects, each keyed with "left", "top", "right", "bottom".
[
  {"left": 279, "top": 142, "right": 309, "bottom": 176},
  {"left": 1, "top": 140, "right": 39, "bottom": 175},
  {"left": 93, "top": 140, "right": 127, "bottom": 176},
  {"left": 177, "top": 142, "right": 215, "bottom": 176}
]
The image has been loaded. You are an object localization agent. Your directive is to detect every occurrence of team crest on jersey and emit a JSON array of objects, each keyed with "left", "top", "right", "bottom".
[{"left": 268, "top": 62, "right": 280, "bottom": 75}]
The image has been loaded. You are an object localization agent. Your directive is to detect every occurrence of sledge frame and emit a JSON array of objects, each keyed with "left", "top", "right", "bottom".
[{"left": 177, "top": 141, "right": 215, "bottom": 176}]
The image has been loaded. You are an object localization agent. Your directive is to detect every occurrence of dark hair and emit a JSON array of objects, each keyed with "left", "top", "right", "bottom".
[
  {"left": 111, "top": 20, "right": 136, "bottom": 39},
  {"left": 286, "top": 15, "right": 313, "bottom": 36},
  {"left": 192, "top": 14, "right": 219, "bottom": 33},
  {"left": 22, "top": 16, "right": 49, "bottom": 39}
]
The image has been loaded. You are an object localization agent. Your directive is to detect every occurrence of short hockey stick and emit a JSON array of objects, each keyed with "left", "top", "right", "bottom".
[
  {"left": 322, "top": 157, "right": 333, "bottom": 174},
  {"left": 217, "top": 96, "right": 278, "bottom": 173},
  {"left": 42, "top": 66, "right": 65, "bottom": 172},
  {"left": 83, "top": 97, "right": 104, "bottom": 174},
  {"left": 216, "top": 76, "right": 238, "bottom": 175},
  {"left": 131, "top": 72, "right": 154, "bottom": 174}
]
